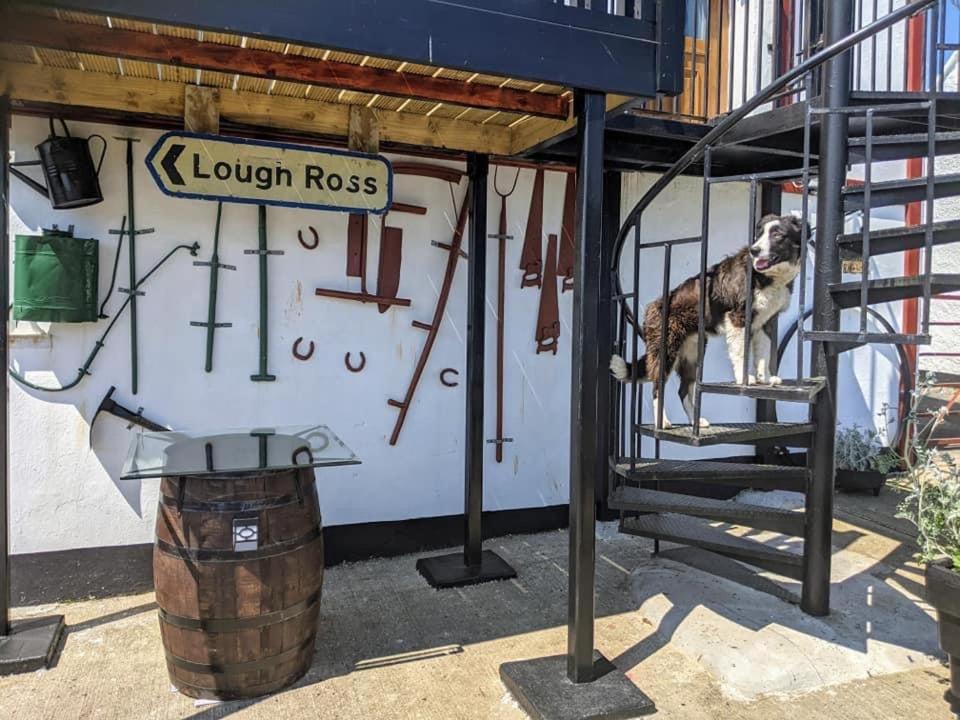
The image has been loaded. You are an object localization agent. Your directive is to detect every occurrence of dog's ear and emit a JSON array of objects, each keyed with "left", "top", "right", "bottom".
[{"left": 781, "top": 214, "right": 809, "bottom": 244}]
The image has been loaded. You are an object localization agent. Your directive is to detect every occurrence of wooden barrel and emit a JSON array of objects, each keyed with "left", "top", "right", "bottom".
[{"left": 153, "top": 467, "right": 323, "bottom": 700}]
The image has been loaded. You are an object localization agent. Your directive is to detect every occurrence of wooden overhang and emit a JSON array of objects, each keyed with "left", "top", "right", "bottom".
[{"left": 0, "top": 1, "right": 683, "bottom": 158}]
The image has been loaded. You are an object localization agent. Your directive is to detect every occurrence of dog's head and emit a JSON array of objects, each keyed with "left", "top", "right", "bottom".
[{"left": 750, "top": 214, "right": 805, "bottom": 277}]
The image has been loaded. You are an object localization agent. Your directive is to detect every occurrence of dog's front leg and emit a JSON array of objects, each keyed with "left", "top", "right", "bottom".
[
  {"left": 725, "top": 322, "right": 755, "bottom": 385},
  {"left": 753, "top": 330, "right": 782, "bottom": 386}
]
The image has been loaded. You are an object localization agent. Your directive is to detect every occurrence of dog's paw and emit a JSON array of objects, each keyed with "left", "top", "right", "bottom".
[
  {"left": 656, "top": 418, "right": 673, "bottom": 430},
  {"left": 609, "top": 354, "right": 629, "bottom": 381},
  {"left": 747, "top": 374, "right": 757, "bottom": 386},
  {"left": 698, "top": 417, "right": 711, "bottom": 428},
  {"left": 767, "top": 375, "right": 783, "bottom": 387}
]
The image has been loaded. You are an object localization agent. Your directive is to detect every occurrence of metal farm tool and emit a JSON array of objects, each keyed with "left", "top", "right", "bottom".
[
  {"left": 558, "top": 172, "right": 577, "bottom": 293},
  {"left": 535, "top": 234, "right": 561, "bottom": 354},
  {"left": 89, "top": 385, "right": 169, "bottom": 447},
  {"left": 111, "top": 137, "right": 155, "bottom": 395},
  {"left": 191, "top": 202, "right": 235, "bottom": 373},
  {"left": 246, "top": 205, "right": 283, "bottom": 382},
  {"left": 388, "top": 181, "right": 471, "bottom": 445},
  {"left": 486, "top": 167, "right": 519, "bottom": 462},
  {"left": 519, "top": 168, "right": 544, "bottom": 289}
]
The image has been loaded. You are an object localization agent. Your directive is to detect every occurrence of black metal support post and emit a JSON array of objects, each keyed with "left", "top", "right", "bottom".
[
  {"left": 597, "top": 171, "right": 621, "bottom": 523},
  {"left": 0, "top": 97, "right": 65, "bottom": 675},
  {"left": 803, "top": 0, "right": 853, "bottom": 618},
  {"left": 757, "top": 183, "right": 782, "bottom": 464},
  {"left": 500, "top": 92, "right": 653, "bottom": 720},
  {"left": 415, "top": 154, "right": 515, "bottom": 589}
]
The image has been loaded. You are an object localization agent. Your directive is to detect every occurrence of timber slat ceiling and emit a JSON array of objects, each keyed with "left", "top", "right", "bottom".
[{"left": 1, "top": 5, "right": 569, "bottom": 129}]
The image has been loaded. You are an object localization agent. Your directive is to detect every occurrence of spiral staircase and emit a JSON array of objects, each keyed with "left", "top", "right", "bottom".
[{"left": 606, "top": 0, "right": 960, "bottom": 615}]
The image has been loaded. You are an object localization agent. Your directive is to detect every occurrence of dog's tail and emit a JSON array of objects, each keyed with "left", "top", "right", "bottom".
[{"left": 609, "top": 354, "right": 649, "bottom": 383}]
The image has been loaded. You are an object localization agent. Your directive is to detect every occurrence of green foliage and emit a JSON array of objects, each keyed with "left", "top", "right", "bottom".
[
  {"left": 896, "top": 381, "right": 960, "bottom": 568},
  {"left": 835, "top": 424, "right": 901, "bottom": 474}
]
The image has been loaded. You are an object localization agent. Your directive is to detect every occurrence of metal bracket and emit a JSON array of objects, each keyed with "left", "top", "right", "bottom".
[
  {"left": 190, "top": 321, "right": 233, "bottom": 328},
  {"left": 117, "top": 287, "right": 146, "bottom": 297},
  {"left": 431, "top": 240, "right": 468, "bottom": 259},
  {"left": 244, "top": 249, "right": 285, "bottom": 256},
  {"left": 193, "top": 260, "right": 236, "bottom": 271},
  {"left": 486, "top": 438, "right": 514, "bottom": 446},
  {"left": 109, "top": 227, "right": 155, "bottom": 237}
]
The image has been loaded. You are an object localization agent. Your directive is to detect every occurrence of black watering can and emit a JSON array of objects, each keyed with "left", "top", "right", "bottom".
[{"left": 10, "top": 118, "right": 106, "bottom": 210}]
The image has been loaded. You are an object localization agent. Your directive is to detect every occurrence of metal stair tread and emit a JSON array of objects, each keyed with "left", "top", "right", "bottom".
[
  {"left": 829, "top": 273, "right": 960, "bottom": 309},
  {"left": 837, "top": 219, "right": 960, "bottom": 257},
  {"left": 634, "top": 422, "right": 814, "bottom": 447},
  {"left": 619, "top": 514, "right": 804, "bottom": 580},
  {"left": 609, "top": 486, "right": 805, "bottom": 536},
  {"left": 613, "top": 458, "right": 809, "bottom": 491},
  {"left": 843, "top": 173, "right": 960, "bottom": 210},
  {"left": 698, "top": 377, "right": 826, "bottom": 403},
  {"left": 847, "top": 130, "right": 960, "bottom": 161}
]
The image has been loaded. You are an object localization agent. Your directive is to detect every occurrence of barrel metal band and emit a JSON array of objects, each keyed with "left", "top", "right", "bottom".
[
  {"left": 164, "top": 634, "right": 315, "bottom": 675},
  {"left": 159, "top": 493, "right": 301, "bottom": 513},
  {"left": 157, "top": 526, "right": 321, "bottom": 562},
  {"left": 159, "top": 590, "right": 320, "bottom": 632}
]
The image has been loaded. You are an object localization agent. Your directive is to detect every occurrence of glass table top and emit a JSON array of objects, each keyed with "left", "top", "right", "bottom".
[{"left": 120, "top": 424, "right": 360, "bottom": 480}]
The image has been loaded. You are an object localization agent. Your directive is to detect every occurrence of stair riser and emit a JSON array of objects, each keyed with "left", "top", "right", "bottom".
[
  {"left": 839, "top": 228, "right": 960, "bottom": 259},
  {"left": 848, "top": 140, "right": 960, "bottom": 163},
  {"left": 844, "top": 180, "right": 960, "bottom": 211},
  {"left": 610, "top": 500, "right": 805, "bottom": 536}
]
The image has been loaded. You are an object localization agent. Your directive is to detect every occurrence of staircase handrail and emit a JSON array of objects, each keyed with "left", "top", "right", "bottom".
[{"left": 611, "top": 0, "right": 937, "bottom": 267}]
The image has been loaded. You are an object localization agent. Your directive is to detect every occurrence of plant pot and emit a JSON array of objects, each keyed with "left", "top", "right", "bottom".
[
  {"left": 926, "top": 560, "right": 960, "bottom": 715},
  {"left": 835, "top": 468, "right": 886, "bottom": 496}
]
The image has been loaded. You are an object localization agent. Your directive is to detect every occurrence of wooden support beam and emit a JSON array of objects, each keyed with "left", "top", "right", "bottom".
[
  {"left": 0, "top": 62, "right": 513, "bottom": 155},
  {"left": 348, "top": 106, "right": 379, "bottom": 154},
  {"left": 0, "top": 14, "right": 570, "bottom": 120},
  {"left": 510, "top": 94, "right": 635, "bottom": 155},
  {"left": 183, "top": 85, "right": 219, "bottom": 133}
]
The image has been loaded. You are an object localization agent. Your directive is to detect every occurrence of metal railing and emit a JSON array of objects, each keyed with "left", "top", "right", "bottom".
[
  {"left": 612, "top": 0, "right": 939, "bottom": 467},
  {"left": 634, "top": 0, "right": 957, "bottom": 122}
]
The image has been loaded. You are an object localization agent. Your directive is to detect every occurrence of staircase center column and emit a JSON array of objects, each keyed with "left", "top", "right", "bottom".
[{"left": 804, "top": 0, "right": 854, "bottom": 617}]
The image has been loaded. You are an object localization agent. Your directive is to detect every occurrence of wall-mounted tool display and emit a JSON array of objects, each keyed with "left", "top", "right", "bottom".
[
  {"left": 488, "top": 167, "right": 520, "bottom": 463},
  {"left": 388, "top": 182, "right": 471, "bottom": 446},
  {"left": 344, "top": 352, "right": 366, "bottom": 373},
  {"left": 89, "top": 385, "right": 169, "bottom": 447},
  {"left": 112, "top": 136, "right": 155, "bottom": 395},
  {"left": 297, "top": 226, "right": 319, "bottom": 250},
  {"left": 190, "top": 202, "right": 235, "bottom": 373},
  {"left": 10, "top": 118, "right": 106, "bottom": 210},
  {"left": 440, "top": 368, "right": 460, "bottom": 388},
  {"left": 10, "top": 242, "right": 200, "bottom": 393},
  {"left": 519, "top": 168, "right": 544, "bottom": 289},
  {"left": 246, "top": 205, "right": 282, "bottom": 382},
  {"left": 346, "top": 213, "right": 368, "bottom": 280},
  {"left": 13, "top": 225, "right": 98, "bottom": 323},
  {"left": 558, "top": 172, "right": 577, "bottom": 293},
  {"left": 536, "top": 234, "right": 561, "bottom": 355},
  {"left": 292, "top": 337, "right": 315, "bottom": 361}
]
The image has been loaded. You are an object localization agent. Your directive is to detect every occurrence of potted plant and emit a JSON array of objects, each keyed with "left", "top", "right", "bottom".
[
  {"left": 834, "top": 424, "right": 901, "bottom": 496},
  {"left": 898, "top": 401, "right": 960, "bottom": 716}
]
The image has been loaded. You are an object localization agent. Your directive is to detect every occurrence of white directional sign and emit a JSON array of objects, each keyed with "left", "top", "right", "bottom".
[{"left": 145, "top": 132, "right": 393, "bottom": 214}]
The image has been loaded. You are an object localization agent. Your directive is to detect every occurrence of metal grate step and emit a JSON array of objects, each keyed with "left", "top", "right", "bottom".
[
  {"left": 843, "top": 173, "right": 960, "bottom": 211},
  {"left": 829, "top": 274, "right": 960, "bottom": 309},
  {"left": 609, "top": 486, "right": 805, "bottom": 536},
  {"left": 803, "top": 330, "right": 931, "bottom": 348},
  {"left": 848, "top": 131, "right": 960, "bottom": 162},
  {"left": 698, "top": 377, "right": 826, "bottom": 403},
  {"left": 635, "top": 422, "right": 814, "bottom": 448},
  {"left": 838, "top": 219, "right": 960, "bottom": 259},
  {"left": 613, "top": 458, "right": 809, "bottom": 492},
  {"left": 619, "top": 514, "right": 804, "bottom": 580}
]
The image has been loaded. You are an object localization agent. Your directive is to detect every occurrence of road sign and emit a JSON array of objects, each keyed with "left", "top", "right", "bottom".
[{"left": 145, "top": 132, "right": 393, "bottom": 214}]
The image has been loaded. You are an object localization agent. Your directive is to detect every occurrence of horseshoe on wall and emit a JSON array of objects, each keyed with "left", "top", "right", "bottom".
[
  {"left": 440, "top": 368, "right": 460, "bottom": 388},
  {"left": 298, "top": 226, "right": 319, "bottom": 250},
  {"left": 344, "top": 351, "right": 366, "bottom": 373},
  {"left": 292, "top": 337, "right": 315, "bottom": 361}
]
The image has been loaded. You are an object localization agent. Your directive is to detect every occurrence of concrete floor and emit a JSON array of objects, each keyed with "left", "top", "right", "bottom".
[{"left": 1, "top": 487, "right": 954, "bottom": 720}]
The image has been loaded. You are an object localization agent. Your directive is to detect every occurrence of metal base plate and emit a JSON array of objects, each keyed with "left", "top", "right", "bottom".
[
  {"left": 500, "top": 651, "right": 655, "bottom": 720},
  {"left": 0, "top": 615, "right": 66, "bottom": 676},
  {"left": 416, "top": 550, "right": 517, "bottom": 589}
]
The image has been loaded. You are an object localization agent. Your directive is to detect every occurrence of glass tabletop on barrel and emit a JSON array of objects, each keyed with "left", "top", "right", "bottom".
[{"left": 120, "top": 424, "right": 360, "bottom": 480}]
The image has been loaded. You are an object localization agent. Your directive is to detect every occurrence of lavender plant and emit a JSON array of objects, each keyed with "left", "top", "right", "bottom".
[{"left": 835, "top": 424, "right": 901, "bottom": 474}]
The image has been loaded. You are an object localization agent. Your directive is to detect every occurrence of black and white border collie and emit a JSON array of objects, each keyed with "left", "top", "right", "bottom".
[{"left": 609, "top": 214, "right": 806, "bottom": 429}]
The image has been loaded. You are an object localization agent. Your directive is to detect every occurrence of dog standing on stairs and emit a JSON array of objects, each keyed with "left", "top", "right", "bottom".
[{"left": 610, "top": 214, "right": 806, "bottom": 429}]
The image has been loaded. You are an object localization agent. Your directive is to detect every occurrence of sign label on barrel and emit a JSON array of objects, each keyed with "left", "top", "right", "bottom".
[{"left": 145, "top": 132, "right": 393, "bottom": 214}]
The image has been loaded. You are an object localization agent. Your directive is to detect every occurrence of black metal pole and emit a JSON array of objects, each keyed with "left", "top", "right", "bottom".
[
  {"left": 464, "top": 153, "right": 488, "bottom": 568},
  {"left": 0, "top": 96, "right": 10, "bottom": 637},
  {"left": 803, "top": 0, "right": 853, "bottom": 618},
  {"left": 567, "top": 90, "right": 605, "bottom": 684},
  {"left": 597, "top": 170, "right": 620, "bottom": 522}
]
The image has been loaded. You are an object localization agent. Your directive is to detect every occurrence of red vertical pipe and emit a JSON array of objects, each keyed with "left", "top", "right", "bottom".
[{"left": 903, "top": 14, "right": 925, "bottom": 366}]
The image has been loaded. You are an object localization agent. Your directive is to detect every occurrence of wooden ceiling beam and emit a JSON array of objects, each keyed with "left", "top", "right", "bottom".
[
  {"left": 0, "top": 14, "right": 570, "bottom": 120},
  {"left": 0, "top": 62, "right": 514, "bottom": 155}
]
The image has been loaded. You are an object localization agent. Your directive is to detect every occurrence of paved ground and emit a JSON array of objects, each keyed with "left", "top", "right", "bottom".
[{"left": 1, "top": 485, "right": 954, "bottom": 720}]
